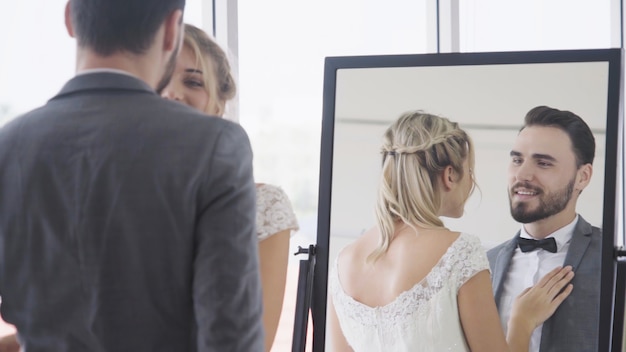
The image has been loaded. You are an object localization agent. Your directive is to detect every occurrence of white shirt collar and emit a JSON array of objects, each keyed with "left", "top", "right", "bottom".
[
  {"left": 75, "top": 68, "right": 137, "bottom": 78},
  {"left": 519, "top": 214, "right": 578, "bottom": 249}
]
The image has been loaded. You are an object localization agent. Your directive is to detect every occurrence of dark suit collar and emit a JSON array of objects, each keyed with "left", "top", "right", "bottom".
[
  {"left": 51, "top": 72, "right": 156, "bottom": 101},
  {"left": 563, "top": 215, "right": 593, "bottom": 271},
  {"left": 492, "top": 234, "right": 518, "bottom": 305},
  {"left": 540, "top": 215, "right": 595, "bottom": 349}
]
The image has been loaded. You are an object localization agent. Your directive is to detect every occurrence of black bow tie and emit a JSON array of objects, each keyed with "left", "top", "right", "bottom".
[{"left": 517, "top": 237, "right": 557, "bottom": 253}]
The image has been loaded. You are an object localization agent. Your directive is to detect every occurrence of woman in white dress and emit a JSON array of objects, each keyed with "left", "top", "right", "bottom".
[
  {"left": 328, "top": 111, "right": 573, "bottom": 352},
  {"left": 161, "top": 24, "right": 299, "bottom": 352}
]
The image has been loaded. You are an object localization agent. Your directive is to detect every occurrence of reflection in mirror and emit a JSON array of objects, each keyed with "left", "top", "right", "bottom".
[{"left": 314, "top": 50, "right": 622, "bottom": 352}]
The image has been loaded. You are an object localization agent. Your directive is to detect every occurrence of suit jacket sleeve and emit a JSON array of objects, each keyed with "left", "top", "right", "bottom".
[{"left": 192, "top": 122, "right": 264, "bottom": 351}]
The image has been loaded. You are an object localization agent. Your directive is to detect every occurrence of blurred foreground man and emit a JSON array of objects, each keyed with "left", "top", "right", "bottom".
[{"left": 0, "top": 1, "right": 264, "bottom": 351}]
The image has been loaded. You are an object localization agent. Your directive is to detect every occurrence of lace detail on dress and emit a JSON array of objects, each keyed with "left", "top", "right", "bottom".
[
  {"left": 256, "top": 184, "right": 299, "bottom": 241},
  {"left": 329, "top": 233, "right": 490, "bottom": 351},
  {"left": 452, "top": 233, "right": 490, "bottom": 289}
]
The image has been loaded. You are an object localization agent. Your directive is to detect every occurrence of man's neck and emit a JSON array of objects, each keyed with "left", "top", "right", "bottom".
[
  {"left": 523, "top": 211, "right": 578, "bottom": 239},
  {"left": 75, "top": 48, "right": 160, "bottom": 89}
]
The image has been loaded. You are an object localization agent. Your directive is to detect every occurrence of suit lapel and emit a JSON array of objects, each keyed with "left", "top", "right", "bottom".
[
  {"left": 540, "top": 216, "right": 593, "bottom": 350},
  {"left": 492, "top": 233, "right": 519, "bottom": 306},
  {"left": 562, "top": 217, "right": 593, "bottom": 270}
]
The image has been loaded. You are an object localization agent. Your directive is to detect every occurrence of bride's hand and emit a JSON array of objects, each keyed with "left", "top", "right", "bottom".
[{"left": 508, "top": 266, "right": 574, "bottom": 333}]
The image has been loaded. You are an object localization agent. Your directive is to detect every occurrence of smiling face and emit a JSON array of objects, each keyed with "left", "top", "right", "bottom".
[
  {"left": 160, "top": 45, "right": 211, "bottom": 113},
  {"left": 507, "top": 126, "right": 588, "bottom": 226}
]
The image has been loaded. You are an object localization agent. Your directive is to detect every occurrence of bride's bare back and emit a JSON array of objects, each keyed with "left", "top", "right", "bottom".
[
  {"left": 336, "top": 226, "right": 462, "bottom": 308},
  {"left": 331, "top": 225, "right": 497, "bottom": 351}
]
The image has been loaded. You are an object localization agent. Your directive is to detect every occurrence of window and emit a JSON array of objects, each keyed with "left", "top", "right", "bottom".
[
  {"left": 0, "top": 1, "right": 74, "bottom": 126},
  {"left": 459, "top": 0, "right": 616, "bottom": 51}
]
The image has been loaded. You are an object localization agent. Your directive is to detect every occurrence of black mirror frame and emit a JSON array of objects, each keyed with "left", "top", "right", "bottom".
[{"left": 313, "top": 48, "right": 623, "bottom": 352}]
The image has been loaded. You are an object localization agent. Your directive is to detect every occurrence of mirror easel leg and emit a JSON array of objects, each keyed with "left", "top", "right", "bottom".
[
  {"left": 291, "top": 245, "right": 316, "bottom": 352},
  {"left": 612, "top": 257, "right": 626, "bottom": 351}
]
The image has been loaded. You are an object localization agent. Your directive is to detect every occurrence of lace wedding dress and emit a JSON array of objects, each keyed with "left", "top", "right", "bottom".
[
  {"left": 329, "top": 232, "right": 489, "bottom": 352},
  {"left": 255, "top": 184, "right": 299, "bottom": 241}
]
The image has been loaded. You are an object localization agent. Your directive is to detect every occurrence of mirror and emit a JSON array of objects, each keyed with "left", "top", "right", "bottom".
[{"left": 313, "top": 49, "right": 622, "bottom": 351}]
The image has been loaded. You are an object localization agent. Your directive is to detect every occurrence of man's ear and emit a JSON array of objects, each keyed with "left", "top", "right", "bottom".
[
  {"left": 64, "top": 1, "right": 75, "bottom": 38},
  {"left": 441, "top": 165, "right": 455, "bottom": 191},
  {"left": 575, "top": 163, "right": 593, "bottom": 193},
  {"left": 163, "top": 9, "right": 184, "bottom": 53}
]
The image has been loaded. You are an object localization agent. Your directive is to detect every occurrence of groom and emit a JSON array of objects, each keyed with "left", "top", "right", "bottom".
[
  {"left": 487, "top": 106, "right": 601, "bottom": 352},
  {"left": 0, "top": 0, "right": 263, "bottom": 351}
]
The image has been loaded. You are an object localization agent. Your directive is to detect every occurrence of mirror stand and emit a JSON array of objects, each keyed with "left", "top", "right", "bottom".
[
  {"left": 611, "top": 248, "right": 626, "bottom": 351},
  {"left": 291, "top": 245, "right": 317, "bottom": 352}
]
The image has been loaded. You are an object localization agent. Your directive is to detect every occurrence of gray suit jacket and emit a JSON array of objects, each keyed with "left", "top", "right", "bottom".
[
  {"left": 0, "top": 73, "right": 264, "bottom": 352},
  {"left": 487, "top": 216, "right": 601, "bottom": 352}
]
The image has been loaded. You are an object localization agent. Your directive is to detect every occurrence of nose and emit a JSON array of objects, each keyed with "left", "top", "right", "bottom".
[
  {"left": 161, "top": 87, "right": 182, "bottom": 102},
  {"left": 513, "top": 161, "right": 533, "bottom": 182}
]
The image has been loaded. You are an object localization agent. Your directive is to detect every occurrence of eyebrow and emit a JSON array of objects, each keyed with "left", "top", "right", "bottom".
[
  {"left": 185, "top": 69, "right": 203, "bottom": 74},
  {"left": 510, "top": 150, "right": 557, "bottom": 162}
]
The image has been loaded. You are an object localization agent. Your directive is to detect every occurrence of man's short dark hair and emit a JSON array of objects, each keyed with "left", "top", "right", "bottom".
[
  {"left": 70, "top": 0, "right": 186, "bottom": 56},
  {"left": 522, "top": 105, "right": 596, "bottom": 167}
]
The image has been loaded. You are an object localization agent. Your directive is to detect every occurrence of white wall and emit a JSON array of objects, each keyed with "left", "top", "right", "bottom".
[{"left": 328, "top": 60, "right": 609, "bottom": 257}]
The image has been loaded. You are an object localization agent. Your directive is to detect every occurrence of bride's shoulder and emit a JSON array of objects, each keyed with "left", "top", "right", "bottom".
[
  {"left": 448, "top": 233, "right": 490, "bottom": 272},
  {"left": 456, "top": 232, "right": 484, "bottom": 247},
  {"left": 334, "top": 230, "right": 378, "bottom": 273},
  {"left": 336, "top": 235, "right": 369, "bottom": 265}
]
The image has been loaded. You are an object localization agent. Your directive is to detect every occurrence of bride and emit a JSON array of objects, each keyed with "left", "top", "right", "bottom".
[{"left": 328, "top": 111, "right": 573, "bottom": 352}]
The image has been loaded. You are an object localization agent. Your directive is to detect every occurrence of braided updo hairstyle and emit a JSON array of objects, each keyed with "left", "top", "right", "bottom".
[{"left": 369, "top": 110, "right": 476, "bottom": 262}]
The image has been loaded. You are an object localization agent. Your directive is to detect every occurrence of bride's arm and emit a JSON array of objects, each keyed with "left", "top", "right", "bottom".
[
  {"left": 458, "top": 270, "right": 510, "bottom": 352},
  {"left": 459, "top": 267, "right": 574, "bottom": 352},
  {"left": 0, "top": 334, "right": 19, "bottom": 352},
  {"left": 506, "top": 266, "right": 574, "bottom": 350},
  {"left": 328, "top": 295, "right": 354, "bottom": 352}
]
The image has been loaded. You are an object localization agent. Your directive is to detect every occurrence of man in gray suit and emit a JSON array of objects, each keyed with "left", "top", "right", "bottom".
[
  {"left": 487, "top": 106, "right": 601, "bottom": 352},
  {"left": 0, "top": 0, "right": 264, "bottom": 351}
]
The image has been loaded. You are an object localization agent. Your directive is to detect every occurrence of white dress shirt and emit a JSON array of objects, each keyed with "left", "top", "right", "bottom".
[
  {"left": 75, "top": 68, "right": 138, "bottom": 78},
  {"left": 498, "top": 215, "right": 578, "bottom": 352}
]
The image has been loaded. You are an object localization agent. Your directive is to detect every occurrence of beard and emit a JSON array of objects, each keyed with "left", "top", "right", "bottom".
[
  {"left": 509, "top": 177, "right": 575, "bottom": 224},
  {"left": 155, "top": 39, "right": 180, "bottom": 95}
]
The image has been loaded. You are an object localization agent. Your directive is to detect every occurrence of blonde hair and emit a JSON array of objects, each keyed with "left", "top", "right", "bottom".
[
  {"left": 183, "top": 24, "right": 237, "bottom": 117},
  {"left": 368, "top": 111, "right": 476, "bottom": 262}
]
